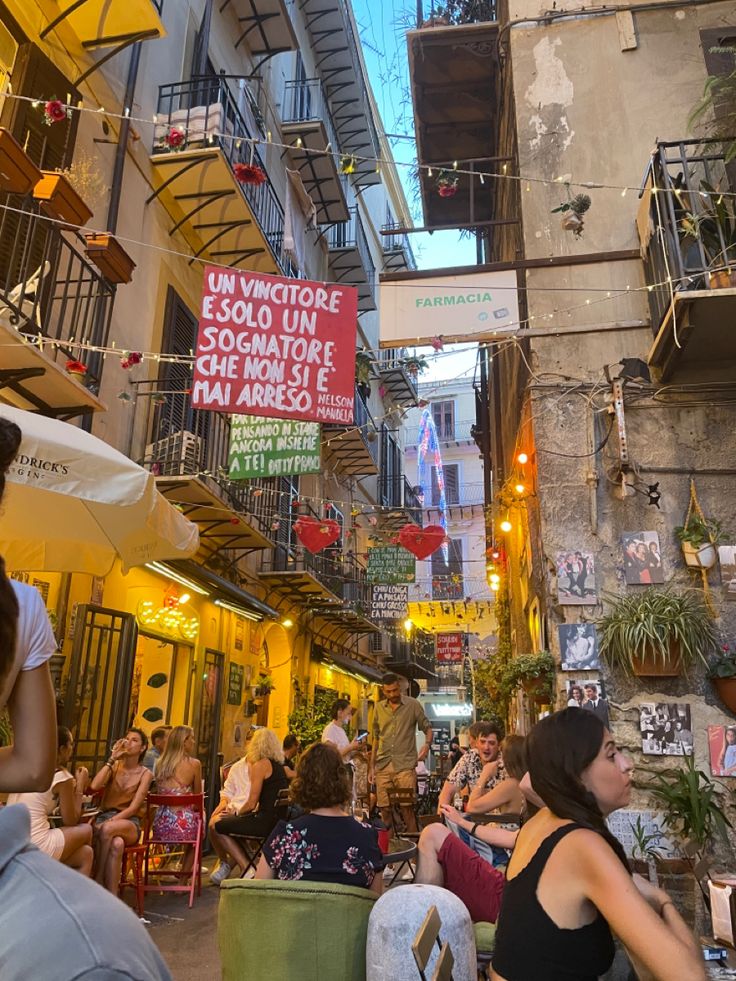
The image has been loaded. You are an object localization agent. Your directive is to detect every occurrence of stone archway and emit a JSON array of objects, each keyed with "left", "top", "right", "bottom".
[{"left": 262, "top": 623, "right": 292, "bottom": 737}]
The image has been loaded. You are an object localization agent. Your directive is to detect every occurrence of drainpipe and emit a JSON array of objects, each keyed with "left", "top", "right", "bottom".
[{"left": 106, "top": 42, "right": 143, "bottom": 233}]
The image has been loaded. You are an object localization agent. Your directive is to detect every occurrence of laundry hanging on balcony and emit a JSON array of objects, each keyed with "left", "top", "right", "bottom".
[{"left": 284, "top": 169, "right": 316, "bottom": 273}]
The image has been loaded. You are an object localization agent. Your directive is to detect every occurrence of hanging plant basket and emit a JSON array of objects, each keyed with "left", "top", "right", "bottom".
[
  {"left": 631, "top": 640, "right": 682, "bottom": 677},
  {"left": 681, "top": 540, "right": 717, "bottom": 570},
  {"left": 233, "top": 162, "right": 267, "bottom": 186},
  {"left": 436, "top": 170, "right": 459, "bottom": 198},
  {"left": 713, "top": 676, "right": 736, "bottom": 715},
  {"left": 0, "top": 128, "right": 43, "bottom": 195}
]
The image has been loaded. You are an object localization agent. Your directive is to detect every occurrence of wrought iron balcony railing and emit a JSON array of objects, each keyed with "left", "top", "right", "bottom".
[
  {"left": 0, "top": 200, "right": 114, "bottom": 389},
  {"left": 642, "top": 137, "right": 736, "bottom": 332},
  {"left": 282, "top": 78, "right": 340, "bottom": 152},
  {"left": 154, "top": 76, "right": 286, "bottom": 273},
  {"left": 381, "top": 222, "right": 417, "bottom": 270},
  {"left": 325, "top": 206, "right": 376, "bottom": 304}
]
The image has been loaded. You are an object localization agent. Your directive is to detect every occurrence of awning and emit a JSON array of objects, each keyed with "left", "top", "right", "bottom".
[
  {"left": 259, "top": 568, "right": 342, "bottom": 607},
  {"left": 313, "top": 606, "right": 379, "bottom": 635},
  {"left": 170, "top": 559, "right": 280, "bottom": 621},
  {"left": 0, "top": 404, "right": 199, "bottom": 575},
  {"left": 319, "top": 650, "right": 383, "bottom": 683},
  {"left": 0, "top": 319, "right": 105, "bottom": 419},
  {"left": 221, "top": 0, "right": 297, "bottom": 61}
]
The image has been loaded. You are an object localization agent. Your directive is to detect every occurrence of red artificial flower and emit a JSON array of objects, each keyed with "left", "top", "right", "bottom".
[
  {"left": 233, "top": 163, "right": 267, "bottom": 186},
  {"left": 65, "top": 359, "right": 87, "bottom": 375},
  {"left": 164, "top": 127, "right": 185, "bottom": 150},
  {"left": 44, "top": 100, "right": 68, "bottom": 125}
]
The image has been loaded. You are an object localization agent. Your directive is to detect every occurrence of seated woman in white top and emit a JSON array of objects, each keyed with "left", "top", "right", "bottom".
[
  {"left": 8, "top": 726, "right": 93, "bottom": 875},
  {"left": 321, "top": 698, "right": 362, "bottom": 759}
]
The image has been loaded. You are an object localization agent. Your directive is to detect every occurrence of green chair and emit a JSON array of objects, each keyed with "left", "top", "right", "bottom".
[
  {"left": 218, "top": 878, "right": 377, "bottom": 981},
  {"left": 474, "top": 921, "right": 497, "bottom": 980}
]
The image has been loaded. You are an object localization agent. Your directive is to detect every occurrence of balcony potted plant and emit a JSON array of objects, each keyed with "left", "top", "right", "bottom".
[
  {"left": 421, "top": 3, "right": 450, "bottom": 26},
  {"left": 708, "top": 644, "right": 736, "bottom": 715},
  {"left": 680, "top": 183, "right": 736, "bottom": 289},
  {"left": 597, "top": 587, "right": 717, "bottom": 677},
  {"left": 0, "top": 128, "right": 43, "bottom": 195},
  {"left": 84, "top": 233, "right": 136, "bottom": 284},
  {"left": 674, "top": 513, "right": 722, "bottom": 570},
  {"left": 402, "top": 353, "right": 428, "bottom": 378},
  {"left": 33, "top": 170, "right": 93, "bottom": 228},
  {"left": 508, "top": 650, "right": 556, "bottom": 705},
  {"left": 355, "top": 350, "right": 372, "bottom": 399},
  {"left": 254, "top": 673, "right": 275, "bottom": 698}
]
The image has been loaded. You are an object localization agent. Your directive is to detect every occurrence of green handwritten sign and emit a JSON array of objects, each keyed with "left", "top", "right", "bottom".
[
  {"left": 367, "top": 546, "right": 416, "bottom": 584},
  {"left": 229, "top": 415, "right": 321, "bottom": 479}
]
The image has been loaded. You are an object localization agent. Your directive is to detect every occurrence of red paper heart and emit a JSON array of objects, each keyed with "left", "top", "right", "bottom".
[
  {"left": 398, "top": 523, "right": 446, "bottom": 560},
  {"left": 293, "top": 517, "right": 341, "bottom": 554}
]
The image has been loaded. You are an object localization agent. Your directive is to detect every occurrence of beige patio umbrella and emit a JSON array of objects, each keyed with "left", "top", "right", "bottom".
[{"left": 0, "top": 405, "right": 199, "bottom": 575}]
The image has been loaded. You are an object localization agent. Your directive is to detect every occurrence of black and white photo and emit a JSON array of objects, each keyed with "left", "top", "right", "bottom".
[
  {"left": 566, "top": 678, "right": 609, "bottom": 728},
  {"left": 559, "top": 623, "right": 600, "bottom": 671},
  {"left": 556, "top": 550, "right": 597, "bottom": 605},
  {"left": 639, "top": 702, "right": 693, "bottom": 756}
]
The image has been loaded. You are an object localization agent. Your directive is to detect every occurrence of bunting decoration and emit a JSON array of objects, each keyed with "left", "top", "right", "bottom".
[{"left": 417, "top": 407, "right": 448, "bottom": 559}]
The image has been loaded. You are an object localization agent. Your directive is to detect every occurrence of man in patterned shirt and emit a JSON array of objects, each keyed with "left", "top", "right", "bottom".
[{"left": 437, "top": 721, "right": 503, "bottom": 812}]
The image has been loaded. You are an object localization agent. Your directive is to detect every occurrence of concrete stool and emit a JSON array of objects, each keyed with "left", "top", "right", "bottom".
[{"left": 366, "top": 884, "right": 477, "bottom": 981}]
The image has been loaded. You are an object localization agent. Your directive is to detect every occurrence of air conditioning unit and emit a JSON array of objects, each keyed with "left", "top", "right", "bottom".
[{"left": 145, "top": 430, "right": 202, "bottom": 476}]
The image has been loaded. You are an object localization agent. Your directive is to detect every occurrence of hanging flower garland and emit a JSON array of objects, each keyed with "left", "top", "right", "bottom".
[
  {"left": 65, "top": 359, "right": 87, "bottom": 376},
  {"left": 233, "top": 162, "right": 267, "bottom": 186},
  {"left": 435, "top": 169, "right": 459, "bottom": 198},
  {"left": 120, "top": 351, "right": 142, "bottom": 370},
  {"left": 164, "top": 127, "right": 186, "bottom": 151},
  {"left": 340, "top": 154, "right": 358, "bottom": 175},
  {"left": 43, "top": 99, "right": 71, "bottom": 126}
]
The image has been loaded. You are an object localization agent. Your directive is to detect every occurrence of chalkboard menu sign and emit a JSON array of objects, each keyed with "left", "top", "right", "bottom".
[
  {"left": 367, "top": 546, "right": 415, "bottom": 584},
  {"left": 227, "top": 662, "right": 245, "bottom": 705},
  {"left": 371, "top": 584, "right": 409, "bottom": 620}
]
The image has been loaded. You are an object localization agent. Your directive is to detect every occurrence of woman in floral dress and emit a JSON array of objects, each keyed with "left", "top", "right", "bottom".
[
  {"left": 256, "top": 742, "right": 384, "bottom": 895},
  {"left": 152, "top": 726, "right": 202, "bottom": 872}
]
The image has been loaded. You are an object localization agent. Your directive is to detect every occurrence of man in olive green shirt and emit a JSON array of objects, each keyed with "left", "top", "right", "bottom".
[{"left": 369, "top": 673, "right": 432, "bottom": 833}]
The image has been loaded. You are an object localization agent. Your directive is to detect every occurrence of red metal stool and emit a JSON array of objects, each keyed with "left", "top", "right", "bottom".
[{"left": 119, "top": 843, "right": 147, "bottom": 916}]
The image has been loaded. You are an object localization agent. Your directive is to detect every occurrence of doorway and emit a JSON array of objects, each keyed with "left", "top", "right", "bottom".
[
  {"left": 197, "top": 649, "right": 225, "bottom": 817},
  {"left": 128, "top": 634, "right": 194, "bottom": 736}
]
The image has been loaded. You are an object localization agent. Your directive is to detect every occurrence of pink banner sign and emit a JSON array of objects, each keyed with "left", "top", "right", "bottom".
[
  {"left": 191, "top": 267, "right": 358, "bottom": 423},
  {"left": 436, "top": 633, "right": 464, "bottom": 663}
]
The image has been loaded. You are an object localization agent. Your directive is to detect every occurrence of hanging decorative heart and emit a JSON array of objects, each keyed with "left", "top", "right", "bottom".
[
  {"left": 293, "top": 517, "right": 341, "bottom": 554},
  {"left": 398, "top": 523, "right": 446, "bottom": 560}
]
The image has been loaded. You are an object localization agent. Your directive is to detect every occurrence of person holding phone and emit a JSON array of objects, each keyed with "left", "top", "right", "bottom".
[{"left": 322, "top": 699, "right": 362, "bottom": 760}]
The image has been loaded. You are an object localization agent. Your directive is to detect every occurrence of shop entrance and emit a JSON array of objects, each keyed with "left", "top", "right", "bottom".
[
  {"left": 61, "top": 605, "right": 137, "bottom": 774},
  {"left": 128, "top": 634, "right": 195, "bottom": 735},
  {"left": 197, "top": 649, "right": 225, "bottom": 817}
]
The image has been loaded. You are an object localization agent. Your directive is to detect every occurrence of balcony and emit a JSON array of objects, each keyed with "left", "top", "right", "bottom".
[
  {"left": 33, "top": 0, "right": 165, "bottom": 85},
  {"left": 220, "top": 0, "right": 297, "bottom": 61},
  {"left": 281, "top": 79, "right": 349, "bottom": 224},
  {"left": 300, "top": 0, "right": 381, "bottom": 189},
  {"left": 325, "top": 207, "right": 376, "bottom": 312},
  {"left": 382, "top": 631, "right": 437, "bottom": 680},
  {"left": 405, "top": 419, "right": 476, "bottom": 447},
  {"left": 378, "top": 474, "right": 423, "bottom": 529},
  {"left": 322, "top": 388, "right": 379, "bottom": 476},
  {"left": 136, "top": 382, "right": 277, "bottom": 564},
  {"left": 408, "top": 1, "right": 500, "bottom": 229},
  {"left": 381, "top": 223, "right": 417, "bottom": 273},
  {"left": 0, "top": 199, "right": 112, "bottom": 418},
  {"left": 425, "top": 483, "right": 485, "bottom": 519},
  {"left": 642, "top": 138, "right": 736, "bottom": 380},
  {"left": 148, "top": 77, "right": 285, "bottom": 275},
  {"left": 376, "top": 349, "right": 419, "bottom": 408}
]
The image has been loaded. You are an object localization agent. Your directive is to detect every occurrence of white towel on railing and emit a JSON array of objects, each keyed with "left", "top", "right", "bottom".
[{"left": 283, "top": 169, "right": 316, "bottom": 273}]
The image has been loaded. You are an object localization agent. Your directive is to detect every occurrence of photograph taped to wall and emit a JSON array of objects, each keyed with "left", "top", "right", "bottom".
[
  {"left": 719, "top": 546, "right": 736, "bottom": 600},
  {"left": 639, "top": 702, "right": 693, "bottom": 756},
  {"left": 556, "top": 551, "right": 596, "bottom": 605},
  {"left": 708, "top": 725, "right": 736, "bottom": 777},
  {"left": 559, "top": 623, "right": 600, "bottom": 671},
  {"left": 622, "top": 532, "right": 664, "bottom": 585},
  {"left": 566, "top": 678, "right": 609, "bottom": 728}
]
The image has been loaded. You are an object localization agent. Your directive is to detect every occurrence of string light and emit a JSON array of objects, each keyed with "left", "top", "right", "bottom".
[{"left": 517, "top": 452, "right": 529, "bottom": 465}]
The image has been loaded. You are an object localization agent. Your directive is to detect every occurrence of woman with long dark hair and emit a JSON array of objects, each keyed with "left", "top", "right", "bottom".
[{"left": 491, "top": 709, "right": 704, "bottom": 981}]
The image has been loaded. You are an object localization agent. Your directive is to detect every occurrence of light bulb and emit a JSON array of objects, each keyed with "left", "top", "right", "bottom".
[
  {"left": 517, "top": 452, "right": 528, "bottom": 465},
  {"left": 500, "top": 519, "right": 512, "bottom": 533},
  {"left": 514, "top": 483, "right": 525, "bottom": 494},
  {"left": 490, "top": 582, "right": 500, "bottom": 592},
  {"left": 490, "top": 574, "right": 500, "bottom": 584}
]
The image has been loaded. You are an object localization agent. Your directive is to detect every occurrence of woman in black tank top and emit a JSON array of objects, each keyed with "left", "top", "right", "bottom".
[{"left": 491, "top": 709, "right": 705, "bottom": 981}]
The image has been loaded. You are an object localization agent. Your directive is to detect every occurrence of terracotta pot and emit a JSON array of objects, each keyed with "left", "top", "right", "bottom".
[
  {"left": 421, "top": 15, "right": 450, "bottom": 26},
  {"left": 33, "top": 171, "right": 93, "bottom": 228},
  {"left": 681, "top": 540, "right": 717, "bottom": 570},
  {"left": 631, "top": 641, "right": 682, "bottom": 677},
  {"left": 0, "top": 128, "right": 43, "bottom": 195},
  {"left": 713, "top": 676, "right": 736, "bottom": 715},
  {"left": 84, "top": 233, "right": 136, "bottom": 284}
]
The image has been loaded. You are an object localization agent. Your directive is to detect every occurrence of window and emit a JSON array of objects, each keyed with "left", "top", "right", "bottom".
[
  {"left": 431, "top": 538, "right": 464, "bottom": 600},
  {"left": 431, "top": 401, "right": 455, "bottom": 440},
  {"left": 431, "top": 464, "right": 459, "bottom": 505}
]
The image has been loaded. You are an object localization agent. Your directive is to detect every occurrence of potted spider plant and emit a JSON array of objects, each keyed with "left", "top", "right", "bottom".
[
  {"left": 674, "top": 513, "right": 723, "bottom": 570},
  {"left": 507, "top": 651, "right": 556, "bottom": 705},
  {"left": 254, "top": 673, "right": 275, "bottom": 698},
  {"left": 597, "top": 587, "right": 717, "bottom": 677},
  {"left": 708, "top": 644, "right": 736, "bottom": 715},
  {"left": 646, "top": 753, "right": 731, "bottom": 855}
]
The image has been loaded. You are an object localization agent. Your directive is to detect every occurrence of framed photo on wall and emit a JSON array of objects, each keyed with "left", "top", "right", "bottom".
[
  {"left": 559, "top": 623, "right": 600, "bottom": 671},
  {"left": 566, "top": 677, "right": 609, "bottom": 728},
  {"left": 556, "top": 551, "right": 596, "bottom": 605},
  {"left": 639, "top": 702, "right": 692, "bottom": 756},
  {"left": 622, "top": 532, "right": 664, "bottom": 585}
]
